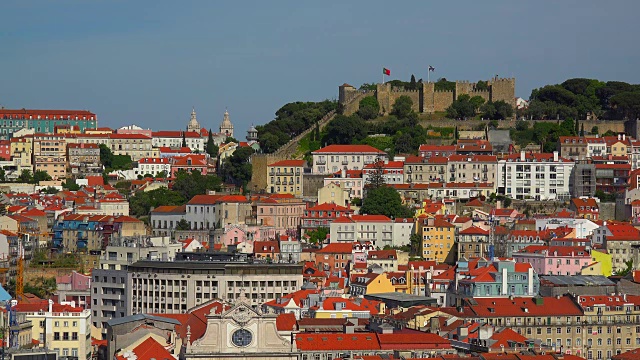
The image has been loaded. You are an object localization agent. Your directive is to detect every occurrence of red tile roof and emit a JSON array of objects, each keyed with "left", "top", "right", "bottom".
[
  {"left": 577, "top": 294, "right": 640, "bottom": 307},
  {"left": 253, "top": 241, "right": 280, "bottom": 254},
  {"left": 316, "top": 243, "right": 353, "bottom": 254},
  {"left": 489, "top": 328, "right": 529, "bottom": 349},
  {"left": 275, "top": 313, "right": 297, "bottom": 331},
  {"left": 125, "top": 337, "right": 174, "bottom": 360},
  {"left": 613, "top": 348, "right": 640, "bottom": 360},
  {"left": 295, "top": 333, "right": 381, "bottom": 351},
  {"left": 459, "top": 226, "right": 490, "bottom": 235},
  {"left": 459, "top": 296, "right": 584, "bottom": 317},
  {"left": 516, "top": 245, "right": 590, "bottom": 257},
  {"left": 268, "top": 159, "right": 306, "bottom": 167}
]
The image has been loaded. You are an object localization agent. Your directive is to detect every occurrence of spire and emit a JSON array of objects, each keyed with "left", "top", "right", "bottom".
[
  {"left": 220, "top": 108, "right": 234, "bottom": 138},
  {"left": 187, "top": 107, "right": 201, "bottom": 133}
]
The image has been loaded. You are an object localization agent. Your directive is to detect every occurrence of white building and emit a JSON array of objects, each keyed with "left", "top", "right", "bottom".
[
  {"left": 362, "top": 159, "right": 404, "bottom": 185},
  {"left": 152, "top": 131, "right": 205, "bottom": 152},
  {"left": 135, "top": 158, "right": 171, "bottom": 177},
  {"left": 329, "top": 215, "right": 393, "bottom": 248},
  {"left": 312, "top": 144, "right": 387, "bottom": 174},
  {"left": 535, "top": 217, "right": 599, "bottom": 239},
  {"left": 497, "top": 151, "right": 575, "bottom": 201},
  {"left": 392, "top": 218, "right": 415, "bottom": 247}
]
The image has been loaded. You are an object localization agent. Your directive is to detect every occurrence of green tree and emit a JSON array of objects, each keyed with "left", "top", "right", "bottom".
[
  {"left": 614, "top": 260, "right": 633, "bottom": 276},
  {"left": 0, "top": 168, "right": 5, "bottom": 182},
  {"left": 40, "top": 186, "right": 59, "bottom": 194},
  {"left": 307, "top": 227, "right": 329, "bottom": 245},
  {"left": 591, "top": 126, "right": 599, "bottom": 135},
  {"left": 129, "top": 187, "right": 187, "bottom": 217},
  {"left": 62, "top": 178, "right": 80, "bottom": 191},
  {"left": 358, "top": 96, "right": 380, "bottom": 120},
  {"left": 18, "top": 169, "right": 33, "bottom": 183},
  {"left": 172, "top": 169, "right": 223, "bottom": 201},
  {"left": 493, "top": 100, "right": 514, "bottom": 120},
  {"left": 394, "top": 132, "right": 413, "bottom": 154},
  {"left": 391, "top": 96, "right": 414, "bottom": 119},
  {"left": 515, "top": 120, "right": 529, "bottom": 131},
  {"left": 365, "top": 161, "right": 386, "bottom": 189},
  {"left": 410, "top": 233, "right": 422, "bottom": 257},
  {"left": 434, "top": 78, "right": 455, "bottom": 91},
  {"left": 99, "top": 144, "right": 114, "bottom": 168},
  {"left": 218, "top": 147, "right": 255, "bottom": 187},
  {"left": 206, "top": 129, "right": 219, "bottom": 157},
  {"left": 580, "top": 123, "right": 585, "bottom": 136},
  {"left": 475, "top": 80, "right": 489, "bottom": 91},
  {"left": 34, "top": 170, "right": 52, "bottom": 183},
  {"left": 409, "top": 74, "right": 417, "bottom": 90},
  {"left": 324, "top": 115, "right": 367, "bottom": 145},
  {"left": 182, "top": 131, "right": 187, "bottom": 147},
  {"left": 360, "top": 186, "right": 413, "bottom": 219},
  {"left": 176, "top": 219, "right": 191, "bottom": 230}
]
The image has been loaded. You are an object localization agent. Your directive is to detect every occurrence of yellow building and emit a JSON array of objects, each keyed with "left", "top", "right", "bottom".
[
  {"left": 267, "top": 159, "right": 305, "bottom": 197},
  {"left": 10, "top": 136, "right": 33, "bottom": 159},
  {"left": 584, "top": 249, "right": 613, "bottom": 276},
  {"left": 414, "top": 200, "right": 446, "bottom": 218},
  {"left": 349, "top": 271, "right": 395, "bottom": 296},
  {"left": 16, "top": 302, "right": 92, "bottom": 360},
  {"left": 604, "top": 136, "right": 629, "bottom": 156},
  {"left": 317, "top": 182, "right": 350, "bottom": 207},
  {"left": 417, "top": 216, "right": 456, "bottom": 263}
]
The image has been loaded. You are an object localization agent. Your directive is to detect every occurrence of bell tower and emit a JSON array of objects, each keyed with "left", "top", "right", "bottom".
[{"left": 219, "top": 109, "right": 234, "bottom": 138}]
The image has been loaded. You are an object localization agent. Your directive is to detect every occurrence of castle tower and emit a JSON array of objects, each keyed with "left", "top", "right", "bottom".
[
  {"left": 220, "top": 109, "right": 234, "bottom": 138},
  {"left": 187, "top": 107, "right": 201, "bottom": 133},
  {"left": 247, "top": 124, "right": 258, "bottom": 142}
]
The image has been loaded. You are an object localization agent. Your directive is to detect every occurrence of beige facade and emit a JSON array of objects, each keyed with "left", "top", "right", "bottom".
[
  {"left": 447, "top": 155, "right": 497, "bottom": 183},
  {"left": 67, "top": 143, "right": 101, "bottom": 177},
  {"left": 24, "top": 307, "right": 92, "bottom": 360},
  {"left": 317, "top": 182, "right": 350, "bottom": 207},
  {"left": 110, "top": 135, "right": 155, "bottom": 161},
  {"left": 127, "top": 259, "right": 303, "bottom": 315},
  {"left": 404, "top": 156, "right": 447, "bottom": 184},
  {"left": 33, "top": 137, "right": 67, "bottom": 179},
  {"left": 267, "top": 160, "right": 305, "bottom": 196}
]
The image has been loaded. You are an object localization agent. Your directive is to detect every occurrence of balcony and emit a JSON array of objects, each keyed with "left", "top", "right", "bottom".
[
  {"left": 341, "top": 160, "right": 349, "bottom": 165},
  {"left": 77, "top": 240, "right": 88, "bottom": 249},
  {"left": 316, "top": 159, "right": 326, "bottom": 165},
  {"left": 449, "top": 167, "right": 456, "bottom": 172},
  {"left": 438, "top": 169, "right": 445, "bottom": 174},
  {"left": 289, "top": 180, "right": 294, "bottom": 185}
]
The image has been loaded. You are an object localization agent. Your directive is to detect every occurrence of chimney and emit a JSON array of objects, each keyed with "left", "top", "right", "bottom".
[
  {"left": 341, "top": 168, "right": 346, "bottom": 178},
  {"left": 520, "top": 151, "right": 525, "bottom": 161},
  {"left": 553, "top": 151, "right": 558, "bottom": 162},
  {"left": 623, "top": 134, "right": 626, "bottom": 141},
  {"left": 48, "top": 299, "right": 53, "bottom": 313},
  {"left": 618, "top": 134, "right": 622, "bottom": 141}
]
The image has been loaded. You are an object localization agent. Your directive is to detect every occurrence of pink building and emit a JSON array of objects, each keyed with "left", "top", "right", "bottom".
[
  {"left": 215, "top": 223, "right": 275, "bottom": 247},
  {"left": 512, "top": 246, "right": 592, "bottom": 276},
  {"left": 170, "top": 154, "right": 208, "bottom": 177},
  {"left": 0, "top": 140, "right": 10, "bottom": 160},
  {"left": 54, "top": 271, "right": 91, "bottom": 309},
  {"left": 255, "top": 194, "right": 306, "bottom": 233}
]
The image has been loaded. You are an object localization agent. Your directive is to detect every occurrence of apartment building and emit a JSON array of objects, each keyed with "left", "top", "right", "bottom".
[
  {"left": 127, "top": 252, "right": 303, "bottom": 315},
  {"left": 16, "top": 301, "right": 92, "bottom": 360},
  {"left": 312, "top": 144, "right": 387, "bottom": 174},
  {"left": 267, "top": 159, "right": 305, "bottom": 196},
  {"left": 67, "top": 143, "right": 102, "bottom": 177},
  {"left": 591, "top": 222, "right": 640, "bottom": 273},
  {"left": 170, "top": 154, "right": 208, "bottom": 176},
  {"left": 417, "top": 216, "right": 456, "bottom": 263},
  {"left": 497, "top": 151, "right": 575, "bottom": 201},
  {"left": 330, "top": 215, "right": 393, "bottom": 248},
  {"left": 404, "top": 156, "right": 448, "bottom": 184},
  {"left": 91, "top": 237, "right": 182, "bottom": 336},
  {"left": 419, "top": 144, "right": 456, "bottom": 158},
  {"left": 558, "top": 136, "right": 607, "bottom": 160},
  {"left": 32, "top": 134, "right": 67, "bottom": 179},
  {"left": 449, "top": 259, "right": 538, "bottom": 305},
  {"left": 363, "top": 160, "right": 404, "bottom": 185},
  {"left": 185, "top": 194, "right": 252, "bottom": 230},
  {"left": 53, "top": 214, "right": 146, "bottom": 252},
  {"left": 301, "top": 202, "right": 354, "bottom": 235},
  {"left": 457, "top": 226, "right": 491, "bottom": 259},
  {"left": 323, "top": 169, "right": 364, "bottom": 200},
  {"left": 109, "top": 133, "right": 155, "bottom": 161},
  {"left": 447, "top": 155, "right": 498, "bottom": 184},
  {"left": 150, "top": 205, "right": 186, "bottom": 237},
  {"left": 135, "top": 157, "right": 171, "bottom": 177},
  {"left": 255, "top": 195, "right": 306, "bottom": 232},
  {"left": 151, "top": 130, "right": 205, "bottom": 152},
  {"left": 512, "top": 246, "right": 592, "bottom": 276},
  {"left": 314, "top": 243, "right": 353, "bottom": 272}
]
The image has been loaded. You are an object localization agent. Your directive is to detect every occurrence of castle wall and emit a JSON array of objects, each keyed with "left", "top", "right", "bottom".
[
  {"left": 468, "top": 90, "right": 491, "bottom": 103},
  {"left": 388, "top": 89, "right": 421, "bottom": 114},
  {"left": 489, "top": 78, "right": 516, "bottom": 106},
  {"left": 434, "top": 91, "right": 455, "bottom": 112}
]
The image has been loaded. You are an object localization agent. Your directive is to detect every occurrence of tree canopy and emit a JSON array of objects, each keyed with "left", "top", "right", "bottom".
[
  {"left": 173, "top": 169, "right": 223, "bottom": 200},
  {"left": 129, "top": 187, "right": 186, "bottom": 217},
  {"left": 206, "top": 129, "right": 219, "bottom": 157},
  {"left": 526, "top": 78, "right": 640, "bottom": 120},
  {"left": 360, "top": 186, "right": 414, "bottom": 219},
  {"left": 256, "top": 100, "right": 337, "bottom": 153},
  {"left": 358, "top": 96, "right": 380, "bottom": 120},
  {"left": 218, "top": 147, "right": 255, "bottom": 188},
  {"left": 323, "top": 115, "right": 368, "bottom": 145},
  {"left": 391, "top": 96, "right": 414, "bottom": 119}
]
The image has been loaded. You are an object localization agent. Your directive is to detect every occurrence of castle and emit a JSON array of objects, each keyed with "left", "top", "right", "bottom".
[{"left": 338, "top": 77, "right": 516, "bottom": 115}]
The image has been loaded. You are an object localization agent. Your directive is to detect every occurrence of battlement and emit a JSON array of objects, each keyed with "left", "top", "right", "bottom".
[
  {"left": 340, "top": 75, "right": 515, "bottom": 115},
  {"left": 391, "top": 87, "right": 419, "bottom": 93}
]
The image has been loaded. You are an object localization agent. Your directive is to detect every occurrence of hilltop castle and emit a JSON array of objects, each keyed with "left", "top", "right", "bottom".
[{"left": 339, "top": 77, "right": 516, "bottom": 115}]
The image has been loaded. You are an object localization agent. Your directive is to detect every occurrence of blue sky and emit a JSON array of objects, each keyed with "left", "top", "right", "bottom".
[{"left": 1, "top": 1, "right": 639, "bottom": 137}]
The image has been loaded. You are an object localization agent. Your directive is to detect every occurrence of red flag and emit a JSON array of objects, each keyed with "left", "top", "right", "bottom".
[{"left": 383, "top": 68, "right": 391, "bottom": 76}]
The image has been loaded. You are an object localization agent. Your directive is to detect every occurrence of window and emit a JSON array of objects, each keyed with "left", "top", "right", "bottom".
[{"left": 54, "top": 332, "right": 60, "bottom": 341}]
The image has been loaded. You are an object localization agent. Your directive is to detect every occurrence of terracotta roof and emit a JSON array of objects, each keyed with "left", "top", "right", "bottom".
[
  {"left": 516, "top": 245, "right": 589, "bottom": 257},
  {"left": 368, "top": 250, "right": 397, "bottom": 260},
  {"left": 459, "top": 226, "right": 490, "bottom": 235},
  {"left": 577, "top": 294, "right": 640, "bottom": 307},
  {"left": 606, "top": 223, "right": 640, "bottom": 241},
  {"left": 295, "top": 333, "right": 381, "bottom": 351},
  {"left": 151, "top": 205, "right": 187, "bottom": 214},
  {"left": 613, "top": 348, "right": 640, "bottom": 360},
  {"left": 461, "top": 295, "right": 583, "bottom": 317},
  {"left": 268, "top": 159, "right": 306, "bottom": 167},
  {"left": 125, "top": 337, "right": 174, "bottom": 360},
  {"left": 419, "top": 145, "right": 456, "bottom": 152},
  {"left": 316, "top": 243, "right": 353, "bottom": 254},
  {"left": 276, "top": 313, "right": 297, "bottom": 331},
  {"left": 312, "top": 144, "right": 387, "bottom": 154},
  {"left": 253, "top": 241, "right": 280, "bottom": 254}
]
